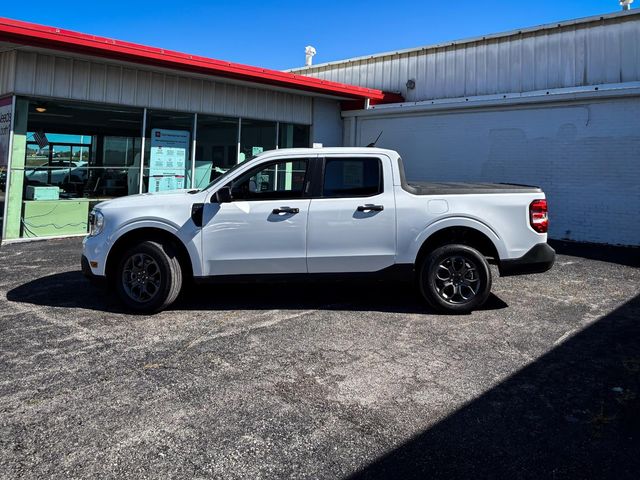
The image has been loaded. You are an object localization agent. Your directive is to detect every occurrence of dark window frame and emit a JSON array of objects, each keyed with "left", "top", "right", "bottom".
[{"left": 319, "top": 157, "right": 384, "bottom": 199}]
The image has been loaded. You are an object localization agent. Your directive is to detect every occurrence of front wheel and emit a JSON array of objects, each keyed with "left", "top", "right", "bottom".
[
  {"left": 418, "top": 244, "right": 492, "bottom": 314},
  {"left": 115, "top": 240, "right": 183, "bottom": 313}
]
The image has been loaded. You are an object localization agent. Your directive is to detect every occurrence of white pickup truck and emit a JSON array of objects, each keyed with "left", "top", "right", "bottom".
[{"left": 82, "top": 147, "right": 554, "bottom": 313}]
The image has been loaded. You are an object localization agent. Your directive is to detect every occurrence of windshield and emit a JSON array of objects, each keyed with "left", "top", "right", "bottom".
[{"left": 202, "top": 159, "right": 253, "bottom": 191}]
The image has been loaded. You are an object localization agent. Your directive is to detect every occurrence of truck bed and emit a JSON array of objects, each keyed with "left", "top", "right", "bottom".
[{"left": 403, "top": 181, "right": 542, "bottom": 195}]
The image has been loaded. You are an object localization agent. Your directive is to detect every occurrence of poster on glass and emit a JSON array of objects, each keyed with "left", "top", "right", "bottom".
[{"left": 149, "top": 128, "right": 189, "bottom": 192}]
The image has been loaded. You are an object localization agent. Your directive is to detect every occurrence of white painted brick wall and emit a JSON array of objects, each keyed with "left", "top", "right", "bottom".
[{"left": 352, "top": 97, "right": 640, "bottom": 246}]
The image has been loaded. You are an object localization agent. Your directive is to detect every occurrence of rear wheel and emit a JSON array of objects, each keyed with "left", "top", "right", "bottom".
[
  {"left": 115, "top": 240, "right": 183, "bottom": 313},
  {"left": 418, "top": 244, "right": 492, "bottom": 314}
]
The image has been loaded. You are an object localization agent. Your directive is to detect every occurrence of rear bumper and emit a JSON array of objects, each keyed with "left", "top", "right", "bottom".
[{"left": 499, "top": 243, "right": 555, "bottom": 277}]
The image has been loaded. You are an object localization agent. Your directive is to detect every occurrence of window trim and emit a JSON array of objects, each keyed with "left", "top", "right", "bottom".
[
  {"left": 224, "top": 157, "right": 312, "bottom": 202},
  {"left": 319, "top": 157, "right": 384, "bottom": 199}
]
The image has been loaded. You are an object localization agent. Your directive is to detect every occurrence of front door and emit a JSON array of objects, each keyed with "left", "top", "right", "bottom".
[
  {"left": 307, "top": 155, "right": 397, "bottom": 273},
  {"left": 201, "top": 158, "right": 311, "bottom": 276}
]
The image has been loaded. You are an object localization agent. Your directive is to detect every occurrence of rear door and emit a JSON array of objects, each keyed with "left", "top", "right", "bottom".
[{"left": 307, "top": 155, "right": 396, "bottom": 273}]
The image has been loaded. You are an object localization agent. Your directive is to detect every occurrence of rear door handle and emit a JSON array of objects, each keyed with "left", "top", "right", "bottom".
[
  {"left": 357, "top": 204, "right": 384, "bottom": 212},
  {"left": 272, "top": 206, "right": 300, "bottom": 214}
]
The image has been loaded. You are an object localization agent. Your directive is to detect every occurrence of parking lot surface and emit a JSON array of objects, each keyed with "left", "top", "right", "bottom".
[{"left": 1, "top": 237, "right": 639, "bottom": 479}]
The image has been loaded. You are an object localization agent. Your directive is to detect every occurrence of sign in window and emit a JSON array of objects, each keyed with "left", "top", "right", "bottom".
[{"left": 149, "top": 128, "right": 190, "bottom": 192}]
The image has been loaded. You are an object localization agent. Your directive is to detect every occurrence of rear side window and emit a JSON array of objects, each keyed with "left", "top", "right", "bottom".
[{"left": 322, "top": 158, "right": 382, "bottom": 197}]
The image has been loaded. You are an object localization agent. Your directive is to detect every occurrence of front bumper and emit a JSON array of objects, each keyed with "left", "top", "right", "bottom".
[
  {"left": 82, "top": 233, "right": 110, "bottom": 277},
  {"left": 81, "top": 254, "right": 95, "bottom": 279},
  {"left": 499, "top": 243, "right": 555, "bottom": 277},
  {"left": 81, "top": 254, "right": 106, "bottom": 285}
]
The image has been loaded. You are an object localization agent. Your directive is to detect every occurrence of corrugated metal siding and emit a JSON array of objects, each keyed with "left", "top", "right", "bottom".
[
  {"left": 295, "top": 14, "right": 640, "bottom": 102},
  {"left": 0, "top": 50, "right": 16, "bottom": 96},
  {"left": 12, "top": 50, "right": 313, "bottom": 124}
]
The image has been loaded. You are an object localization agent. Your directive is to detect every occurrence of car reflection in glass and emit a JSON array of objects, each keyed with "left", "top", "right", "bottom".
[{"left": 25, "top": 160, "right": 88, "bottom": 186}]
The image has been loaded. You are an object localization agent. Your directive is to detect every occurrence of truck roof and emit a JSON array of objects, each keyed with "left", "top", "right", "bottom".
[{"left": 257, "top": 147, "right": 399, "bottom": 158}]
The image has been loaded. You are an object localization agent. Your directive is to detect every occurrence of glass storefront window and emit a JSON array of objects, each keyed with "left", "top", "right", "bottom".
[
  {"left": 104, "top": 137, "right": 139, "bottom": 167},
  {"left": 103, "top": 136, "right": 142, "bottom": 195},
  {"left": 7, "top": 96, "right": 315, "bottom": 240},
  {"left": 24, "top": 138, "right": 95, "bottom": 194},
  {"left": 195, "top": 115, "right": 238, "bottom": 187},
  {"left": 278, "top": 123, "right": 310, "bottom": 149},
  {"left": 144, "top": 110, "right": 194, "bottom": 192},
  {"left": 18, "top": 99, "right": 144, "bottom": 238},
  {"left": 23, "top": 137, "right": 141, "bottom": 199},
  {"left": 240, "top": 119, "right": 276, "bottom": 162}
]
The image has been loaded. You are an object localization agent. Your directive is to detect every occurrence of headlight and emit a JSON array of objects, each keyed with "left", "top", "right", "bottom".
[{"left": 89, "top": 210, "right": 105, "bottom": 236}]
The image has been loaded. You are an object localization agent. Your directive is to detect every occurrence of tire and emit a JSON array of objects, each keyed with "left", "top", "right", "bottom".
[
  {"left": 418, "top": 244, "right": 492, "bottom": 314},
  {"left": 115, "top": 240, "right": 183, "bottom": 313}
]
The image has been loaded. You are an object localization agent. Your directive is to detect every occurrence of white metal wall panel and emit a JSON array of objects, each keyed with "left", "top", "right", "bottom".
[
  {"left": 177, "top": 77, "right": 190, "bottom": 111},
  {"left": 12, "top": 50, "right": 313, "bottom": 124},
  {"left": 34, "top": 54, "right": 54, "bottom": 96},
  {"left": 620, "top": 19, "right": 639, "bottom": 81},
  {"left": 346, "top": 97, "right": 640, "bottom": 246},
  {"left": 293, "top": 13, "right": 640, "bottom": 103},
  {"left": 312, "top": 98, "right": 343, "bottom": 147},
  {"left": 105, "top": 65, "right": 121, "bottom": 104},
  {"left": 89, "top": 63, "right": 106, "bottom": 102},
  {"left": 70, "top": 60, "right": 89, "bottom": 100},
  {"left": 0, "top": 50, "right": 16, "bottom": 96},
  {"left": 118, "top": 68, "right": 134, "bottom": 105},
  {"left": 52, "top": 56, "right": 71, "bottom": 98}
]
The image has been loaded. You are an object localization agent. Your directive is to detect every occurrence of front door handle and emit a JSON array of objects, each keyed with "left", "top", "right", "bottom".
[
  {"left": 357, "top": 204, "right": 384, "bottom": 212},
  {"left": 272, "top": 206, "right": 300, "bottom": 215}
]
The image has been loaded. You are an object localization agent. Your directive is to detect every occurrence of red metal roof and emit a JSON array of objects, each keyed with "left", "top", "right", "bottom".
[{"left": 0, "top": 17, "right": 402, "bottom": 103}]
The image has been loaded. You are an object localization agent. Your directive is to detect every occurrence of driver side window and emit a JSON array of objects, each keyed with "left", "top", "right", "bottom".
[{"left": 228, "top": 159, "right": 308, "bottom": 201}]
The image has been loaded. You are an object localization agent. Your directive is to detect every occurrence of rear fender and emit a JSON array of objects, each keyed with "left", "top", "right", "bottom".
[{"left": 408, "top": 216, "right": 507, "bottom": 264}]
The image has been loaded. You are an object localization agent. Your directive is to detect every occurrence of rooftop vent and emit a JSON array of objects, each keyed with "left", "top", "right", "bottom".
[{"left": 305, "top": 46, "right": 316, "bottom": 67}]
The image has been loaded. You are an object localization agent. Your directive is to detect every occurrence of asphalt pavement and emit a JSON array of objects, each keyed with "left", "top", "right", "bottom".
[{"left": 0, "top": 237, "right": 638, "bottom": 479}]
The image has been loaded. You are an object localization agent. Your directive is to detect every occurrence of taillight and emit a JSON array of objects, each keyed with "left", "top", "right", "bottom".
[{"left": 529, "top": 199, "right": 548, "bottom": 233}]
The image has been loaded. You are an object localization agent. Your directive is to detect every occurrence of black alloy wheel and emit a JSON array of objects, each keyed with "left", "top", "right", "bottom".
[
  {"left": 419, "top": 244, "right": 492, "bottom": 314},
  {"left": 115, "top": 240, "right": 183, "bottom": 313}
]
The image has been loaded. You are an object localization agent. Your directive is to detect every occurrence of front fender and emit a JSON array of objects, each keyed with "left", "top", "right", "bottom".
[
  {"left": 406, "top": 216, "right": 507, "bottom": 264},
  {"left": 105, "top": 219, "right": 203, "bottom": 277}
]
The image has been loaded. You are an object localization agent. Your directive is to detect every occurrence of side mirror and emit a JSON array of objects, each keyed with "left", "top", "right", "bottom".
[{"left": 214, "top": 186, "right": 232, "bottom": 203}]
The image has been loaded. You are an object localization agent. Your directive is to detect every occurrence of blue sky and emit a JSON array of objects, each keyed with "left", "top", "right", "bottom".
[{"left": 0, "top": 1, "right": 628, "bottom": 70}]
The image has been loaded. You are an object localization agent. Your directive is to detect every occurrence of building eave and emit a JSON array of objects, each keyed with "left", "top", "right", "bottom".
[{"left": 0, "top": 16, "right": 401, "bottom": 103}]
